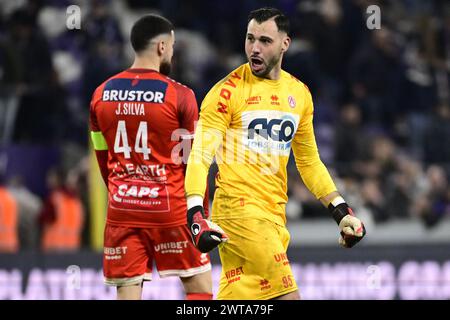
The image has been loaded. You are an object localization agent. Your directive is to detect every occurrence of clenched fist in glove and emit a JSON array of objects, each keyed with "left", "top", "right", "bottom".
[
  {"left": 329, "top": 199, "right": 366, "bottom": 248},
  {"left": 187, "top": 206, "right": 228, "bottom": 253}
]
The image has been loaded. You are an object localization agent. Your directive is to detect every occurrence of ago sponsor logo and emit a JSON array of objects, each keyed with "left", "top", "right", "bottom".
[
  {"left": 225, "top": 266, "right": 244, "bottom": 284},
  {"left": 242, "top": 110, "right": 299, "bottom": 156}
]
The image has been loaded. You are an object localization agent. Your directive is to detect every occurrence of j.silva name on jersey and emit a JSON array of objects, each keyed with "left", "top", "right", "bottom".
[{"left": 115, "top": 103, "right": 145, "bottom": 115}]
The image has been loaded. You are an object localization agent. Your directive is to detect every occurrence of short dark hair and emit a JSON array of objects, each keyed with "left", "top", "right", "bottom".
[
  {"left": 130, "top": 14, "right": 174, "bottom": 53},
  {"left": 248, "top": 7, "right": 290, "bottom": 35}
]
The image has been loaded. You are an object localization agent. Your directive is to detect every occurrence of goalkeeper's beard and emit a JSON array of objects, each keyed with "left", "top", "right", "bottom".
[
  {"left": 248, "top": 54, "right": 280, "bottom": 78},
  {"left": 160, "top": 60, "right": 172, "bottom": 76}
]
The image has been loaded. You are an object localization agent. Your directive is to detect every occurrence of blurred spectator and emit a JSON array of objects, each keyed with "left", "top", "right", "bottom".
[
  {"left": 351, "top": 135, "right": 398, "bottom": 185},
  {"left": 5, "top": 7, "right": 68, "bottom": 144},
  {"left": 303, "top": 0, "right": 353, "bottom": 102},
  {"left": 283, "top": 26, "right": 322, "bottom": 98},
  {"left": 360, "top": 178, "right": 386, "bottom": 223},
  {"left": 8, "top": 175, "right": 42, "bottom": 250},
  {"left": 383, "top": 155, "right": 427, "bottom": 220},
  {"left": 0, "top": 175, "right": 19, "bottom": 253},
  {"left": 81, "top": 0, "right": 125, "bottom": 109},
  {"left": 0, "top": 35, "right": 20, "bottom": 144},
  {"left": 348, "top": 27, "right": 404, "bottom": 127},
  {"left": 413, "top": 165, "right": 450, "bottom": 228},
  {"left": 343, "top": 135, "right": 403, "bottom": 222},
  {"left": 284, "top": 0, "right": 323, "bottom": 95},
  {"left": 0, "top": 27, "right": 20, "bottom": 145},
  {"left": 423, "top": 104, "right": 450, "bottom": 167},
  {"left": 39, "top": 168, "right": 84, "bottom": 252},
  {"left": 333, "top": 102, "right": 369, "bottom": 178},
  {"left": 170, "top": 29, "right": 218, "bottom": 99},
  {"left": 0, "top": 30, "right": 20, "bottom": 95}
]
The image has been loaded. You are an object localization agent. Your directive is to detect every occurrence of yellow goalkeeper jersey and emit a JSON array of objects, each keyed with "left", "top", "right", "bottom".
[{"left": 185, "top": 63, "right": 336, "bottom": 225}]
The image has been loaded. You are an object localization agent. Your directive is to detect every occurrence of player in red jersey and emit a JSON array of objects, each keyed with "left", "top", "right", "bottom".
[{"left": 89, "top": 14, "right": 212, "bottom": 300}]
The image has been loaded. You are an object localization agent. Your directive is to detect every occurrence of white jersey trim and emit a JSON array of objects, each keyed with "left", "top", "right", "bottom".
[
  {"left": 158, "top": 263, "right": 211, "bottom": 278},
  {"left": 104, "top": 274, "right": 148, "bottom": 287},
  {"left": 104, "top": 265, "right": 211, "bottom": 286}
]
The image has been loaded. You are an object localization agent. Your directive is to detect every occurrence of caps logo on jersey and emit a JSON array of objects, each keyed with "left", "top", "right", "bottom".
[
  {"left": 113, "top": 184, "right": 160, "bottom": 202},
  {"left": 102, "top": 78, "right": 168, "bottom": 103},
  {"left": 110, "top": 181, "right": 170, "bottom": 213}
]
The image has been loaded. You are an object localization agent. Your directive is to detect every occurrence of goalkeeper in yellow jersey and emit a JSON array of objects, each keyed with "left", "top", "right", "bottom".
[{"left": 184, "top": 7, "right": 366, "bottom": 300}]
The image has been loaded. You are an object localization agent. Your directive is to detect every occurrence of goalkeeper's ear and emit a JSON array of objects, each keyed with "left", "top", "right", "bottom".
[{"left": 281, "top": 35, "right": 291, "bottom": 53}]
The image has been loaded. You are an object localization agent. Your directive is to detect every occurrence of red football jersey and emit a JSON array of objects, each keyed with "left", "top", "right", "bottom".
[{"left": 90, "top": 68, "right": 202, "bottom": 228}]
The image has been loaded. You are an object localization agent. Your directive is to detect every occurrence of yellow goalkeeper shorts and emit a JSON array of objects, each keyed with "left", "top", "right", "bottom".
[{"left": 214, "top": 217, "right": 299, "bottom": 300}]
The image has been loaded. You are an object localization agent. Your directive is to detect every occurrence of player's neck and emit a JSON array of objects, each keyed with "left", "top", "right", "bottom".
[
  {"left": 267, "top": 67, "right": 281, "bottom": 80},
  {"left": 267, "top": 58, "right": 284, "bottom": 80},
  {"left": 130, "top": 56, "right": 160, "bottom": 73}
]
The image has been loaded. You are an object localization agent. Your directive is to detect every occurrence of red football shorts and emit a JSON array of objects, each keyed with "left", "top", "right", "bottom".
[{"left": 103, "top": 223, "right": 211, "bottom": 286}]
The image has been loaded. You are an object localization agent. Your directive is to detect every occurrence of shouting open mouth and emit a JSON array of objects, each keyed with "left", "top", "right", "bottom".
[{"left": 250, "top": 56, "right": 265, "bottom": 73}]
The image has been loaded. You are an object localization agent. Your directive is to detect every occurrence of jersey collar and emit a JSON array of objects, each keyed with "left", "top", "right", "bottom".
[{"left": 126, "top": 68, "right": 159, "bottom": 74}]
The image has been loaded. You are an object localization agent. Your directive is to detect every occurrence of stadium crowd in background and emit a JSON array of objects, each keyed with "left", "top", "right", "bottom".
[{"left": 0, "top": 0, "right": 449, "bottom": 251}]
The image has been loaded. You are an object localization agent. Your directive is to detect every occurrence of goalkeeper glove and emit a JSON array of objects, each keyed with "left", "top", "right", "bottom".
[
  {"left": 329, "top": 200, "right": 366, "bottom": 248},
  {"left": 187, "top": 206, "right": 228, "bottom": 253}
]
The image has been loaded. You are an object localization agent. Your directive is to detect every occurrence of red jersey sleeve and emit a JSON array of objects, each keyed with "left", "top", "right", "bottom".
[
  {"left": 177, "top": 87, "right": 198, "bottom": 133},
  {"left": 176, "top": 86, "right": 198, "bottom": 164},
  {"left": 89, "top": 85, "right": 105, "bottom": 131}
]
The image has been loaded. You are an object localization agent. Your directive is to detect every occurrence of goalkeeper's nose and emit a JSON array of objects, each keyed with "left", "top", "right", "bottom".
[{"left": 250, "top": 44, "right": 261, "bottom": 55}]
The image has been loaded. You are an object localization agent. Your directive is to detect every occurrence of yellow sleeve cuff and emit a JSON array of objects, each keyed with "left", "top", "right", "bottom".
[{"left": 90, "top": 131, "right": 108, "bottom": 150}]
